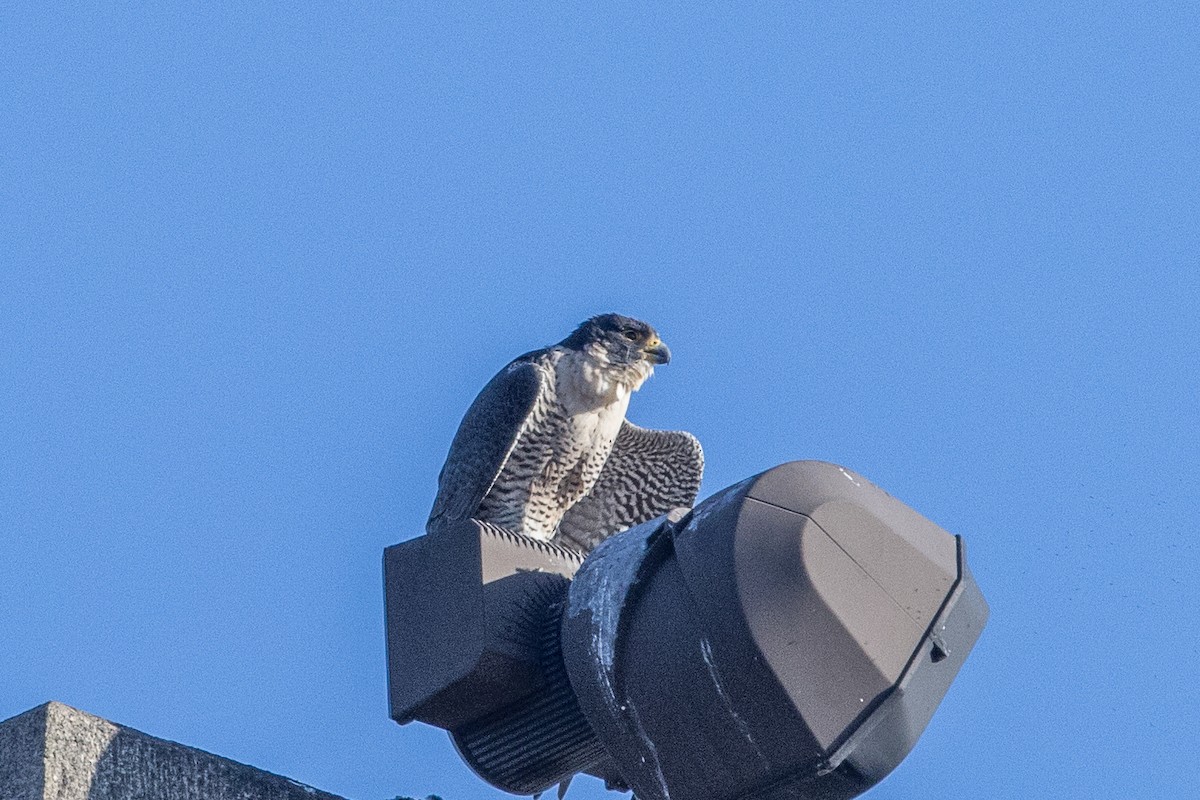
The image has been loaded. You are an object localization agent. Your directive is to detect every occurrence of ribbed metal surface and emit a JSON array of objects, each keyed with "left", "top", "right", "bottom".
[
  {"left": 475, "top": 520, "right": 587, "bottom": 565},
  {"left": 452, "top": 594, "right": 607, "bottom": 795},
  {"left": 486, "top": 571, "right": 573, "bottom": 658}
]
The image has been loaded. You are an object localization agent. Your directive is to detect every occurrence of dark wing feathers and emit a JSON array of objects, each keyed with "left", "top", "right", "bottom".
[
  {"left": 553, "top": 421, "right": 704, "bottom": 553},
  {"left": 426, "top": 355, "right": 546, "bottom": 530}
]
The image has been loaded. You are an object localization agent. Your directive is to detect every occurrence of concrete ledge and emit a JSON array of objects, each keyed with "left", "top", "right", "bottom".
[{"left": 0, "top": 702, "right": 346, "bottom": 800}]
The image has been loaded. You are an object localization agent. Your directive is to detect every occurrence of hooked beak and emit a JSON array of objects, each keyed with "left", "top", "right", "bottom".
[{"left": 644, "top": 339, "right": 671, "bottom": 365}]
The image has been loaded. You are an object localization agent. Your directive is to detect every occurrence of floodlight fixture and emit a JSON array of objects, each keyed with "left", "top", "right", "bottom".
[{"left": 384, "top": 461, "right": 988, "bottom": 800}]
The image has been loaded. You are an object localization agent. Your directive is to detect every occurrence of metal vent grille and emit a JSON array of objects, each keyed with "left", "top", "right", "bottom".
[{"left": 452, "top": 592, "right": 608, "bottom": 795}]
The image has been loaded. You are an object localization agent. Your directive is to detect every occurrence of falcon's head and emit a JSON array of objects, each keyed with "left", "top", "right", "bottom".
[
  {"left": 560, "top": 313, "right": 672, "bottom": 391},
  {"left": 562, "top": 313, "right": 671, "bottom": 366}
]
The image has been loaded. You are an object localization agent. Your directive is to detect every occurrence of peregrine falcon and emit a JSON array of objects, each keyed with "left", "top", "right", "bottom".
[{"left": 428, "top": 313, "right": 703, "bottom": 553}]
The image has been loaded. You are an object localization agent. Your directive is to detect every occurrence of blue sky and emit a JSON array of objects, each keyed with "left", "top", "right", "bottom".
[{"left": 2, "top": 3, "right": 1197, "bottom": 799}]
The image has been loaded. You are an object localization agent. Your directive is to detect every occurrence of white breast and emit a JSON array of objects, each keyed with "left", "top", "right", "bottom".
[
  {"left": 553, "top": 347, "right": 632, "bottom": 469},
  {"left": 555, "top": 348, "right": 633, "bottom": 414}
]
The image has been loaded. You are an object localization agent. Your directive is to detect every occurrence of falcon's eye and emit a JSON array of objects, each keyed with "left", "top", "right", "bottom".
[{"left": 621, "top": 329, "right": 640, "bottom": 341}]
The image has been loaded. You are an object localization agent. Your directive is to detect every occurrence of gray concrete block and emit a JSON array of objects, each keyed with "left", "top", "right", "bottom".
[{"left": 0, "top": 702, "right": 347, "bottom": 800}]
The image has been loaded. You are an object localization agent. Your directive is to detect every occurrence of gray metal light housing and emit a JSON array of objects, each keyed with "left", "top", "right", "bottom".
[{"left": 384, "top": 461, "right": 988, "bottom": 799}]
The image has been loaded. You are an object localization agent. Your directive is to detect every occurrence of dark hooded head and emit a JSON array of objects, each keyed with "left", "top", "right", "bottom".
[{"left": 560, "top": 313, "right": 672, "bottom": 368}]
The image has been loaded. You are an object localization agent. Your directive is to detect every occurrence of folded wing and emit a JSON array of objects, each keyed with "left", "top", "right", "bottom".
[
  {"left": 553, "top": 421, "right": 704, "bottom": 553},
  {"left": 427, "top": 358, "right": 546, "bottom": 530}
]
